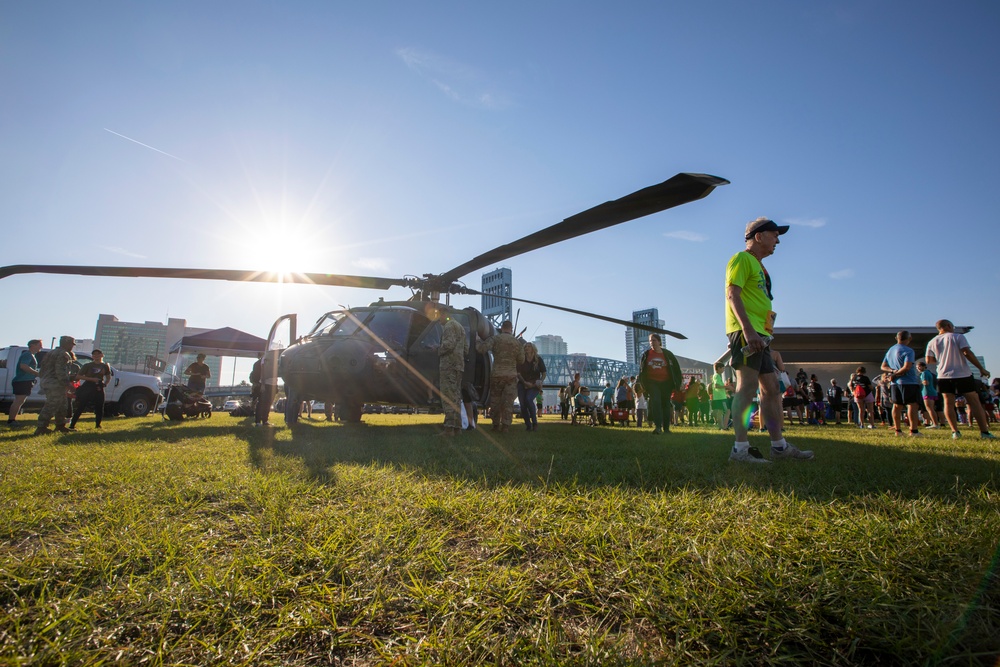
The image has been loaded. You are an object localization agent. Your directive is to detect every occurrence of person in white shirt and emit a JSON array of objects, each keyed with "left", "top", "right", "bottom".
[
  {"left": 634, "top": 383, "right": 648, "bottom": 428},
  {"left": 924, "top": 319, "right": 994, "bottom": 440}
]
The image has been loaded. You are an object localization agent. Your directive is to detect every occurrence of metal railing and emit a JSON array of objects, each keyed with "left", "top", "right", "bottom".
[{"left": 200, "top": 385, "right": 255, "bottom": 398}]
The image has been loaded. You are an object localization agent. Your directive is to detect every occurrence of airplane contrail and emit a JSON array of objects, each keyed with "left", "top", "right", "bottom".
[{"left": 104, "top": 128, "right": 184, "bottom": 161}]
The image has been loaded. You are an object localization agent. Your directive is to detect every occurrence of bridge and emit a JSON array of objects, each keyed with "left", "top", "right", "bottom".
[
  {"left": 539, "top": 354, "right": 638, "bottom": 390},
  {"left": 201, "top": 385, "right": 254, "bottom": 398},
  {"left": 539, "top": 353, "right": 713, "bottom": 390}
]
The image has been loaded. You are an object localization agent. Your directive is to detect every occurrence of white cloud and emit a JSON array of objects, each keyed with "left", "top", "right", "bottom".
[
  {"left": 353, "top": 257, "right": 390, "bottom": 273},
  {"left": 786, "top": 217, "right": 827, "bottom": 228},
  {"left": 829, "top": 268, "right": 854, "bottom": 280},
  {"left": 100, "top": 246, "right": 146, "bottom": 259},
  {"left": 663, "top": 230, "right": 708, "bottom": 242},
  {"left": 396, "top": 47, "right": 512, "bottom": 110}
]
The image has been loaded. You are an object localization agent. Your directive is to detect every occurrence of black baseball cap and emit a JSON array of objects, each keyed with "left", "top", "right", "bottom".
[{"left": 745, "top": 217, "right": 790, "bottom": 239}]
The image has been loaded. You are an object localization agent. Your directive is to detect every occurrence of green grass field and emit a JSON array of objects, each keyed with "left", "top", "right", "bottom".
[{"left": 2, "top": 412, "right": 998, "bottom": 665}]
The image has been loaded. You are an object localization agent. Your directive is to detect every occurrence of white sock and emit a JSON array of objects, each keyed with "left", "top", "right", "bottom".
[
  {"left": 771, "top": 438, "right": 787, "bottom": 450},
  {"left": 733, "top": 441, "right": 750, "bottom": 452}
]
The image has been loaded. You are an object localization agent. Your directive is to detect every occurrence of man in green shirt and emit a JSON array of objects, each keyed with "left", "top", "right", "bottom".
[{"left": 725, "top": 217, "right": 813, "bottom": 463}]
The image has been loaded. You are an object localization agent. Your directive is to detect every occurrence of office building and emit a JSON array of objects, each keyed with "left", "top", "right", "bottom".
[
  {"left": 625, "top": 308, "right": 664, "bottom": 365},
  {"left": 94, "top": 314, "right": 220, "bottom": 383},
  {"left": 533, "top": 334, "right": 568, "bottom": 356}
]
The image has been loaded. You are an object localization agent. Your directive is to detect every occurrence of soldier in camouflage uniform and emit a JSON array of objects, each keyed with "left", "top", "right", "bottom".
[
  {"left": 438, "top": 314, "right": 469, "bottom": 436},
  {"left": 476, "top": 320, "right": 524, "bottom": 432},
  {"left": 35, "top": 335, "right": 77, "bottom": 435}
]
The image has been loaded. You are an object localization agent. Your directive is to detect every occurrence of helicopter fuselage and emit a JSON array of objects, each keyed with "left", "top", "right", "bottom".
[{"left": 278, "top": 301, "right": 494, "bottom": 422}]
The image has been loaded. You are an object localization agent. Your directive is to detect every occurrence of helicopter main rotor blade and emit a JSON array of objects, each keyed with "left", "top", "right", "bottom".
[
  {"left": 0, "top": 265, "right": 404, "bottom": 290},
  {"left": 463, "top": 288, "right": 686, "bottom": 340},
  {"left": 438, "top": 172, "right": 728, "bottom": 284}
]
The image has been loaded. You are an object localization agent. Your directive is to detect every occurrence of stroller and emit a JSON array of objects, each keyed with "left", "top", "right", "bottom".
[{"left": 162, "top": 384, "right": 213, "bottom": 421}]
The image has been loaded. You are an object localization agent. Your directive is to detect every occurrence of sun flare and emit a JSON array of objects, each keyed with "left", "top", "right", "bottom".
[{"left": 232, "top": 221, "right": 333, "bottom": 280}]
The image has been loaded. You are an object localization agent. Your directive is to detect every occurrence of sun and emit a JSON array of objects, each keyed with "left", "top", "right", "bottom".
[{"left": 231, "top": 220, "right": 335, "bottom": 280}]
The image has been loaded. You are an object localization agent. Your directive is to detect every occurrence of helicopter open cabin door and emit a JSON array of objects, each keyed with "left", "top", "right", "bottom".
[
  {"left": 364, "top": 306, "right": 437, "bottom": 406},
  {"left": 407, "top": 318, "right": 443, "bottom": 408}
]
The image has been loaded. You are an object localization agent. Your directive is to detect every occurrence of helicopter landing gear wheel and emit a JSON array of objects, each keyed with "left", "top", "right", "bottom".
[
  {"left": 284, "top": 388, "right": 300, "bottom": 426},
  {"left": 344, "top": 399, "right": 364, "bottom": 423}
]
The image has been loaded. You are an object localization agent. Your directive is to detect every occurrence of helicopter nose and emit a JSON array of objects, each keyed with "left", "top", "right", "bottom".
[{"left": 323, "top": 339, "right": 373, "bottom": 377}]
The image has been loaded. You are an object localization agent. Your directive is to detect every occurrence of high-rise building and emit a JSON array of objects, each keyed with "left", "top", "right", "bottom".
[
  {"left": 481, "top": 267, "right": 513, "bottom": 330},
  {"left": 94, "top": 314, "right": 220, "bottom": 383},
  {"left": 625, "top": 308, "right": 664, "bottom": 365},
  {"left": 533, "top": 334, "right": 568, "bottom": 356}
]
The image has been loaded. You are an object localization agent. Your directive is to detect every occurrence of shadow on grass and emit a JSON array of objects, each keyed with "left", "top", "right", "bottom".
[
  {"left": 239, "top": 418, "right": 1000, "bottom": 502},
  {"left": 4, "top": 414, "right": 258, "bottom": 446},
  {"left": 24, "top": 414, "right": 994, "bottom": 502}
]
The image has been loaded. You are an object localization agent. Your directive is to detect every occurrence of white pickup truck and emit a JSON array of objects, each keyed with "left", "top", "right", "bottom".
[{"left": 0, "top": 345, "right": 162, "bottom": 417}]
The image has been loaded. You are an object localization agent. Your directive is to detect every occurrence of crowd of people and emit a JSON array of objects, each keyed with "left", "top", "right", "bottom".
[
  {"left": 548, "top": 334, "right": 686, "bottom": 434},
  {"left": 8, "top": 335, "right": 114, "bottom": 435},
  {"left": 552, "top": 359, "right": 738, "bottom": 433},
  {"left": 772, "top": 362, "right": 1000, "bottom": 433},
  {"left": 527, "top": 352, "right": 1000, "bottom": 439}
]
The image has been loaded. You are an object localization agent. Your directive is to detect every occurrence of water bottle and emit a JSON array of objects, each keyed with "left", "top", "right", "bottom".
[{"left": 741, "top": 335, "right": 773, "bottom": 356}]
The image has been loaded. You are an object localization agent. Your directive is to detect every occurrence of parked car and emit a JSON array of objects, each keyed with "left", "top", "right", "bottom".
[{"left": 223, "top": 400, "right": 240, "bottom": 411}]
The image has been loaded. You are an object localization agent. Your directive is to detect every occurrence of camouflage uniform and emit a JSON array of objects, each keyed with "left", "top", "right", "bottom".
[
  {"left": 37, "top": 346, "right": 75, "bottom": 430},
  {"left": 477, "top": 330, "right": 524, "bottom": 430},
  {"left": 438, "top": 317, "right": 469, "bottom": 432}
]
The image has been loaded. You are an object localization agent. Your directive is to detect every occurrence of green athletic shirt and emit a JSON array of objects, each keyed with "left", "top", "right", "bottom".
[
  {"left": 710, "top": 373, "right": 728, "bottom": 400},
  {"left": 725, "top": 250, "right": 771, "bottom": 335}
]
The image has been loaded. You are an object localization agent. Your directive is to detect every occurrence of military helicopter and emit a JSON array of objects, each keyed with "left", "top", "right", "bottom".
[{"left": 1, "top": 172, "right": 727, "bottom": 424}]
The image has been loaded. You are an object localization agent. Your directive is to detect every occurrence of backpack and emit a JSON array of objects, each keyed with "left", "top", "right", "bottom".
[{"left": 851, "top": 373, "right": 872, "bottom": 399}]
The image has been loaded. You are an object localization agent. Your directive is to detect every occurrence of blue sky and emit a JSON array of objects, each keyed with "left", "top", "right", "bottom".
[{"left": 2, "top": 1, "right": 998, "bottom": 382}]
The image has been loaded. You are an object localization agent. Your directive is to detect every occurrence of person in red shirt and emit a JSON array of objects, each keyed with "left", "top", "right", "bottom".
[{"left": 637, "top": 333, "right": 682, "bottom": 434}]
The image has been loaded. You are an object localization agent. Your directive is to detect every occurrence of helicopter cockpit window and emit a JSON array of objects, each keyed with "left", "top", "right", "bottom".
[
  {"left": 308, "top": 311, "right": 349, "bottom": 337},
  {"left": 406, "top": 312, "right": 432, "bottom": 349},
  {"left": 355, "top": 309, "right": 413, "bottom": 351},
  {"left": 416, "top": 322, "right": 442, "bottom": 350},
  {"left": 326, "top": 310, "right": 372, "bottom": 338},
  {"left": 413, "top": 312, "right": 468, "bottom": 350}
]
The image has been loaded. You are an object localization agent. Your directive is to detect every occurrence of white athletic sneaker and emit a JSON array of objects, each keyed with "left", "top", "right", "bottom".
[
  {"left": 952, "top": 431, "right": 962, "bottom": 439},
  {"left": 729, "top": 446, "right": 771, "bottom": 464},
  {"left": 771, "top": 443, "right": 814, "bottom": 460}
]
